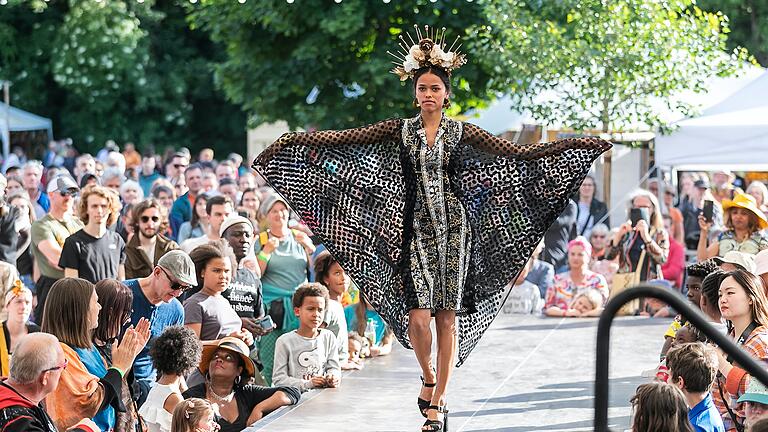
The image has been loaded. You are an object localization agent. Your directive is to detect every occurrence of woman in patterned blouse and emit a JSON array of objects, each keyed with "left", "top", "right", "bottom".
[{"left": 544, "top": 237, "right": 608, "bottom": 317}]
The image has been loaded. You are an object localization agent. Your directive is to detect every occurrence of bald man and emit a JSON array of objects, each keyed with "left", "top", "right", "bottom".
[{"left": 0, "top": 333, "right": 98, "bottom": 432}]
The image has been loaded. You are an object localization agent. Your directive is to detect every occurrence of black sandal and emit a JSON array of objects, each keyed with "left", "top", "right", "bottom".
[
  {"left": 418, "top": 375, "right": 436, "bottom": 417},
  {"left": 421, "top": 405, "right": 448, "bottom": 431}
]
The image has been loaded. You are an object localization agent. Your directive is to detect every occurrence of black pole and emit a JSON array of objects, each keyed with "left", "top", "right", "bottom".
[{"left": 594, "top": 284, "right": 768, "bottom": 432}]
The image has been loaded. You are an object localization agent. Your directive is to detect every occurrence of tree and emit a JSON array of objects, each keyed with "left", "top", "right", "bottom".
[
  {"left": 185, "top": 0, "right": 495, "bottom": 130},
  {"left": 473, "top": 0, "right": 752, "bottom": 133},
  {"left": 0, "top": 0, "right": 245, "bottom": 155},
  {"left": 699, "top": 0, "right": 768, "bottom": 66}
]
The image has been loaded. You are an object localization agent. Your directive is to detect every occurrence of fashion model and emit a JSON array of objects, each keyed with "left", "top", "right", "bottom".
[{"left": 254, "top": 25, "right": 611, "bottom": 431}]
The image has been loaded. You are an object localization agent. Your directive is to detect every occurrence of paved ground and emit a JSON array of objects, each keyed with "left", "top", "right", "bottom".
[{"left": 247, "top": 314, "right": 671, "bottom": 432}]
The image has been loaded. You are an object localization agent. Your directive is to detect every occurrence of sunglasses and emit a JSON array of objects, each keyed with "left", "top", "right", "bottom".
[
  {"left": 140, "top": 216, "right": 160, "bottom": 223},
  {"left": 212, "top": 352, "right": 238, "bottom": 363},
  {"left": 160, "top": 267, "right": 193, "bottom": 292},
  {"left": 43, "top": 358, "right": 68, "bottom": 373},
  {"left": 59, "top": 190, "right": 79, "bottom": 198}
]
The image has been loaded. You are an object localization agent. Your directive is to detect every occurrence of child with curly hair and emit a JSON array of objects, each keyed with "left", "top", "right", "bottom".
[{"left": 140, "top": 326, "right": 203, "bottom": 432}]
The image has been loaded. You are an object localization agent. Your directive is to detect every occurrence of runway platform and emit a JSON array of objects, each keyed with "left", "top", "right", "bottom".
[{"left": 247, "top": 314, "right": 670, "bottom": 432}]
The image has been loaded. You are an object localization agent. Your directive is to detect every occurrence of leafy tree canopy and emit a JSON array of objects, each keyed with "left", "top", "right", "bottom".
[
  {"left": 185, "top": 0, "right": 495, "bottom": 130},
  {"left": 473, "top": 0, "right": 753, "bottom": 133}
]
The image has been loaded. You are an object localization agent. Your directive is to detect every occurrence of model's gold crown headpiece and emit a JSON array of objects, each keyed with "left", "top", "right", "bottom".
[{"left": 387, "top": 25, "right": 467, "bottom": 81}]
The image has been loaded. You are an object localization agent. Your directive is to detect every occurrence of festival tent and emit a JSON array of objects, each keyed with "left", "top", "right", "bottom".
[
  {"left": 655, "top": 70, "right": 768, "bottom": 170},
  {"left": 654, "top": 106, "right": 768, "bottom": 170},
  {"left": 0, "top": 104, "right": 54, "bottom": 160}
]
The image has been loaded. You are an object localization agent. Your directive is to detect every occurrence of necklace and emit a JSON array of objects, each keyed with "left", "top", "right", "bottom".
[{"left": 207, "top": 383, "right": 235, "bottom": 404}]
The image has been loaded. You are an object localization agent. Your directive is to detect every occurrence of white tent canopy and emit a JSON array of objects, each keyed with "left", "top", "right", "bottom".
[
  {"left": 655, "top": 70, "right": 768, "bottom": 169},
  {"left": 1, "top": 104, "right": 54, "bottom": 159},
  {"left": 655, "top": 106, "right": 768, "bottom": 169}
]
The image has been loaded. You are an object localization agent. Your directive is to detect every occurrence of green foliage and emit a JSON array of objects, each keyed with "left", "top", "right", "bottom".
[
  {"left": 474, "top": 0, "right": 753, "bottom": 133},
  {"left": 185, "top": 0, "right": 494, "bottom": 130},
  {"left": 0, "top": 0, "right": 245, "bottom": 155},
  {"left": 699, "top": 0, "right": 768, "bottom": 66}
]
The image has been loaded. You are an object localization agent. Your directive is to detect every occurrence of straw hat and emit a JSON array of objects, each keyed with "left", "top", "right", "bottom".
[
  {"left": 199, "top": 337, "right": 255, "bottom": 379},
  {"left": 722, "top": 193, "right": 768, "bottom": 230}
]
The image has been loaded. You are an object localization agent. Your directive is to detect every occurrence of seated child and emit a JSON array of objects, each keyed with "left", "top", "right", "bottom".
[
  {"left": 344, "top": 296, "right": 394, "bottom": 357},
  {"left": 665, "top": 342, "right": 725, "bottom": 432},
  {"left": 502, "top": 258, "right": 542, "bottom": 315},
  {"left": 656, "top": 325, "right": 706, "bottom": 382},
  {"left": 567, "top": 290, "right": 603, "bottom": 317},
  {"left": 660, "top": 259, "right": 719, "bottom": 359},
  {"left": 630, "top": 382, "right": 693, "bottom": 432},
  {"left": 272, "top": 283, "right": 341, "bottom": 392},
  {"left": 347, "top": 332, "right": 365, "bottom": 367}
]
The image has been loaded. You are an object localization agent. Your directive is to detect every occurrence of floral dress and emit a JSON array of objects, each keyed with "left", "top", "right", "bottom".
[
  {"left": 254, "top": 115, "right": 610, "bottom": 365},
  {"left": 544, "top": 271, "right": 609, "bottom": 310}
]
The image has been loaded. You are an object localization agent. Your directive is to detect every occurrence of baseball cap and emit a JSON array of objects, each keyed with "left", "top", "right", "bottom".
[
  {"left": 46, "top": 176, "right": 80, "bottom": 194},
  {"left": 219, "top": 214, "right": 254, "bottom": 237},
  {"left": 259, "top": 194, "right": 289, "bottom": 218},
  {"left": 157, "top": 250, "right": 197, "bottom": 286},
  {"left": 738, "top": 376, "right": 768, "bottom": 405},
  {"left": 713, "top": 251, "right": 757, "bottom": 274},
  {"left": 755, "top": 250, "right": 768, "bottom": 276}
]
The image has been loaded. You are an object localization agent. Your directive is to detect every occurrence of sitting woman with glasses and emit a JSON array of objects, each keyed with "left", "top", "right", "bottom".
[
  {"left": 182, "top": 338, "right": 300, "bottom": 432},
  {"left": 42, "top": 277, "right": 151, "bottom": 432}
]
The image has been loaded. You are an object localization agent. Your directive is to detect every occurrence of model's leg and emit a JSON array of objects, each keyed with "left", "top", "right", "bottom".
[
  {"left": 409, "top": 308, "right": 436, "bottom": 405},
  {"left": 426, "top": 309, "right": 457, "bottom": 425}
]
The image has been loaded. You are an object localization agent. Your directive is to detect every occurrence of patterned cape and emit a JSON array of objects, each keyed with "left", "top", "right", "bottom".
[{"left": 253, "top": 116, "right": 611, "bottom": 366}]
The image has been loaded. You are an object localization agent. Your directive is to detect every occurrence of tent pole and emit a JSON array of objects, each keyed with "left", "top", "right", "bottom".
[{"left": 3, "top": 81, "right": 9, "bottom": 162}]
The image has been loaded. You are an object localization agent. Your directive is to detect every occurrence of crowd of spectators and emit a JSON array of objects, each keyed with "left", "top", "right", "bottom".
[
  {"left": 0, "top": 142, "right": 393, "bottom": 431},
  {"left": 495, "top": 169, "right": 768, "bottom": 431}
]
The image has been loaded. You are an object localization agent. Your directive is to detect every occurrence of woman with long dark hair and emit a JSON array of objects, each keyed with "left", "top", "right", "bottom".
[{"left": 254, "top": 26, "right": 610, "bottom": 431}]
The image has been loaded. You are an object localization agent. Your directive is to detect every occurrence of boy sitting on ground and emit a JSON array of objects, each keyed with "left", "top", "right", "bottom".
[
  {"left": 272, "top": 283, "right": 341, "bottom": 392},
  {"left": 666, "top": 342, "right": 725, "bottom": 432}
]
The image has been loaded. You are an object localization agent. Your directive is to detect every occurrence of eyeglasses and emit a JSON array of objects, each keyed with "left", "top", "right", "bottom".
[
  {"left": 591, "top": 234, "right": 606, "bottom": 239},
  {"left": 160, "top": 267, "right": 193, "bottom": 292},
  {"left": 43, "top": 358, "right": 68, "bottom": 373},
  {"left": 174, "top": 164, "right": 188, "bottom": 169},
  {"left": 140, "top": 216, "right": 160, "bottom": 223}
]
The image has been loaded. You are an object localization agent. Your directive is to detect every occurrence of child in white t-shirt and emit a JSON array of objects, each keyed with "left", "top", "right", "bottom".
[{"left": 502, "top": 258, "right": 543, "bottom": 315}]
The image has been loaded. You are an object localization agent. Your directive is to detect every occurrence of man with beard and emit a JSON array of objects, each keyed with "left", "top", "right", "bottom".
[
  {"left": 125, "top": 199, "right": 179, "bottom": 279},
  {"left": 220, "top": 215, "right": 270, "bottom": 345}
]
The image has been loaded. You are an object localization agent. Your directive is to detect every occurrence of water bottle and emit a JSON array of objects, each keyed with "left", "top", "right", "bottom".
[{"left": 364, "top": 318, "right": 377, "bottom": 345}]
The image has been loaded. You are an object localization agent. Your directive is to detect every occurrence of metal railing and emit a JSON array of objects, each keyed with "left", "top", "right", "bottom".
[{"left": 594, "top": 284, "right": 768, "bottom": 431}]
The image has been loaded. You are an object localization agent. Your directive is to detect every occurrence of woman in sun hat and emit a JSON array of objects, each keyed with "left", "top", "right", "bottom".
[
  {"left": 182, "top": 337, "right": 300, "bottom": 432},
  {"left": 698, "top": 192, "right": 768, "bottom": 261}
]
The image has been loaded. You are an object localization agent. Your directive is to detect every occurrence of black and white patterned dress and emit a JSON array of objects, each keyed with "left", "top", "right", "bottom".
[{"left": 253, "top": 115, "right": 610, "bottom": 366}]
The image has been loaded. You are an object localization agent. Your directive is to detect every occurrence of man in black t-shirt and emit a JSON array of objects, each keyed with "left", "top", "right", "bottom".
[
  {"left": 541, "top": 199, "right": 577, "bottom": 272},
  {"left": 60, "top": 185, "right": 126, "bottom": 283},
  {"left": 220, "top": 215, "right": 269, "bottom": 339}
]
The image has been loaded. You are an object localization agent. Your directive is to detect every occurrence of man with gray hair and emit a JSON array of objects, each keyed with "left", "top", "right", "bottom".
[{"left": 0, "top": 333, "right": 98, "bottom": 431}]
